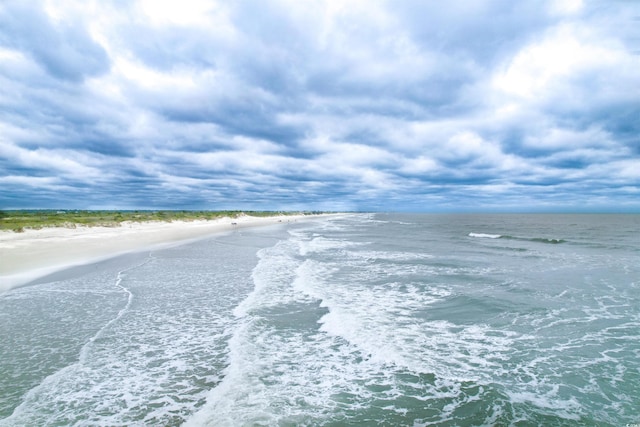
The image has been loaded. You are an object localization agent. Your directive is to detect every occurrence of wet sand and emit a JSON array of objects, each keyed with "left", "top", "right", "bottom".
[{"left": 0, "top": 214, "right": 308, "bottom": 292}]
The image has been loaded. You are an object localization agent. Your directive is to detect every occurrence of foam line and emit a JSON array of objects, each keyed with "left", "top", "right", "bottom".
[
  {"left": 0, "top": 255, "right": 152, "bottom": 424},
  {"left": 78, "top": 257, "right": 149, "bottom": 362}
]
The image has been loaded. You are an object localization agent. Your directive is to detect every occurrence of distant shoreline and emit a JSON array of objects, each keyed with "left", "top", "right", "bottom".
[
  {"left": 0, "top": 210, "right": 328, "bottom": 233},
  {"left": 0, "top": 213, "right": 329, "bottom": 292}
]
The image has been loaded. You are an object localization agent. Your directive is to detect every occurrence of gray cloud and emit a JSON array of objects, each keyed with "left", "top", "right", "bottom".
[
  {"left": 0, "top": 2, "right": 109, "bottom": 82},
  {"left": 1, "top": 0, "right": 639, "bottom": 211}
]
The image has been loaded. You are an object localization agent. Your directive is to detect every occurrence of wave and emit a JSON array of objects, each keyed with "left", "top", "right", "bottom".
[
  {"left": 469, "top": 233, "right": 566, "bottom": 244},
  {"left": 468, "top": 233, "right": 501, "bottom": 239},
  {"left": 525, "top": 237, "right": 566, "bottom": 244}
]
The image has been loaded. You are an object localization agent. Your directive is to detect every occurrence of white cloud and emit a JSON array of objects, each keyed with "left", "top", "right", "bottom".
[
  {"left": 400, "top": 156, "right": 440, "bottom": 175},
  {"left": 318, "top": 141, "right": 397, "bottom": 167},
  {"left": 443, "top": 132, "right": 500, "bottom": 161},
  {"left": 137, "top": 0, "right": 221, "bottom": 27},
  {"left": 492, "top": 20, "right": 640, "bottom": 117},
  {"left": 114, "top": 57, "right": 199, "bottom": 91},
  {"left": 0, "top": 175, "right": 58, "bottom": 187},
  {"left": 0, "top": 142, "right": 100, "bottom": 179},
  {"left": 547, "top": 0, "right": 583, "bottom": 16},
  {"left": 1, "top": 0, "right": 638, "bottom": 211},
  {"left": 494, "top": 25, "right": 606, "bottom": 98},
  {"left": 522, "top": 126, "right": 617, "bottom": 151}
]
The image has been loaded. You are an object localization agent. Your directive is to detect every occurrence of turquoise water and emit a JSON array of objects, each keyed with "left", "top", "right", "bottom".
[{"left": 1, "top": 214, "right": 639, "bottom": 426}]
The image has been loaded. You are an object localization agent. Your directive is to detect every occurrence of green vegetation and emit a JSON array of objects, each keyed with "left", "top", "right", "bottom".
[{"left": 0, "top": 210, "right": 317, "bottom": 232}]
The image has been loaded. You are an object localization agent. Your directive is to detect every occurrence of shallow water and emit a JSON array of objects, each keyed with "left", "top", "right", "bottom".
[{"left": 1, "top": 214, "right": 639, "bottom": 426}]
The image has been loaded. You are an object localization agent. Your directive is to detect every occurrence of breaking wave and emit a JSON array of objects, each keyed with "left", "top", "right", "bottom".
[{"left": 469, "top": 233, "right": 566, "bottom": 244}]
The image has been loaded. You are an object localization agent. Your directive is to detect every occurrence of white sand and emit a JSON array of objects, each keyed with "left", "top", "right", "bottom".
[{"left": 0, "top": 214, "right": 309, "bottom": 292}]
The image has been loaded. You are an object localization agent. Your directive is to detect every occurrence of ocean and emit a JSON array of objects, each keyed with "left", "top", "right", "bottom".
[{"left": 0, "top": 213, "right": 638, "bottom": 426}]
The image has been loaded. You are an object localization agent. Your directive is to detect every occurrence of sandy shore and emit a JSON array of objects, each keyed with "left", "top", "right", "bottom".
[{"left": 0, "top": 214, "right": 310, "bottom": 292}]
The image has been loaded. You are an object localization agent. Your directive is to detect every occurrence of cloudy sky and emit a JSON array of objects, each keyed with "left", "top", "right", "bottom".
[{"left": 1, "top": 0, "right": 639, "bottom": 212}]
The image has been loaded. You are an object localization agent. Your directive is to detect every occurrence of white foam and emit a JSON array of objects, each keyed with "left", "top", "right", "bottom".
[
  {"left": 12, "top": 212, "right": 626, "bottom": 426},
  {"left": 468, "top": 232, "right": 502, "bottom": 239},
  {"left": 232, "top": 239, "right": 311, "bottom": 318},
  {"left": 352, "top": 250, "right": 434, "bottom": 262},
  {"left": 0, "top": 243, "right": 245, "bottom": 427},
  {"left": 190, "top": 228, "right": 415, "bottom": 425},
  {"left": 194, "top": 213, "right": 640, "bottom": 426},
  {"left": 296, "top": 235, "right": 365, "bottom": 257},
  {"left": 287, "top": 255, "right": 523, "bottom": 385},
  {"left": 192, "top": 216, "right": 639, "bottom": 425}
]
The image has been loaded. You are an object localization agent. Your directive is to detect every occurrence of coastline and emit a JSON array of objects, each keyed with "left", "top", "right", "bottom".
[{"left": 0, "top": 214, "right": 313, "bottom": 292}]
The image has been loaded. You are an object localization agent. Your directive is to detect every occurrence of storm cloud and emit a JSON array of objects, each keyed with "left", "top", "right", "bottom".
[{"left": 1, "top": 0, "right": 639, "bottom": 211}]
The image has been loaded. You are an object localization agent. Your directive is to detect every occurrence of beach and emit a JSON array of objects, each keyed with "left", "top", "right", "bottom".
[
  {"left": 0, "top": 213, "right": 638, "bottom": 425},
  {"left": 0, "top": 214, "right": 308, "bottom": 292}
]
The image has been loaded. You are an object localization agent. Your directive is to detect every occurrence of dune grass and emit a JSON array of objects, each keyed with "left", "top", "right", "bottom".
[{"left": 0, "top": 210, "right": 312, "bottom": 232}]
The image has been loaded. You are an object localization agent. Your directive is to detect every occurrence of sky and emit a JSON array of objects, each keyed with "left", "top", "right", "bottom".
[{"left": 1, "top": 0, "right": 639, "bottom": 212}]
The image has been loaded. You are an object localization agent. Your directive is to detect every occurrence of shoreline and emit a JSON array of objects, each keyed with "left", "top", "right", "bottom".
[{"left": 0, "top": 214, "right": 315, "bottom": 292}]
